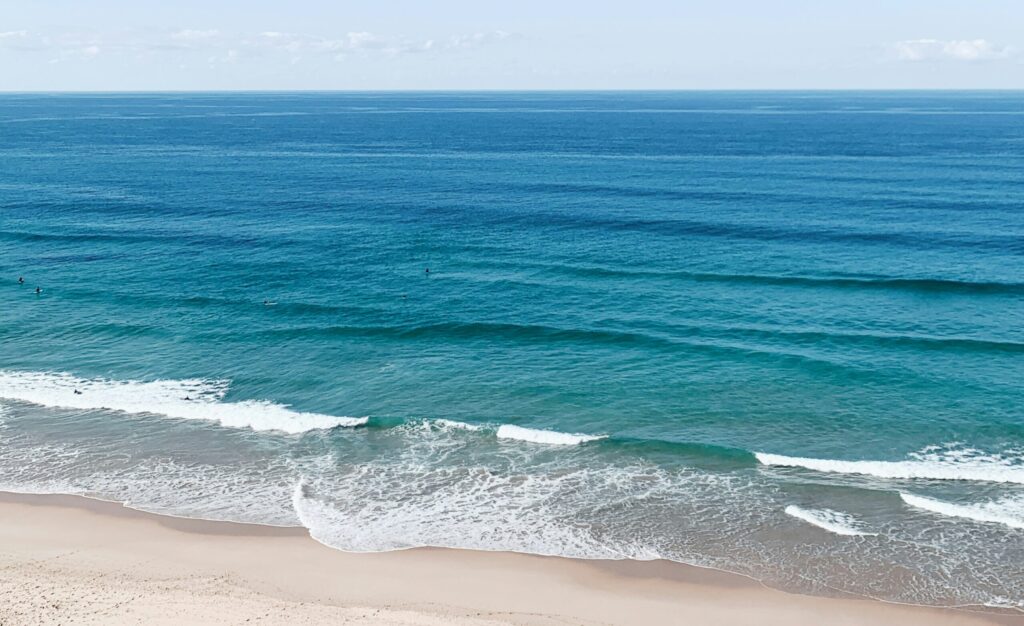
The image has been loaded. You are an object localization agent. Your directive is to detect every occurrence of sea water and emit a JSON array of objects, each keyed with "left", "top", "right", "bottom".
[{"left": 0, "top": 91, "right": 1022, "bottom": 610}]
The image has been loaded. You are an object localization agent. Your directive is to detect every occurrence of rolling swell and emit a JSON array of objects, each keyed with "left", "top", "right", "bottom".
[
  {"left": 696, "top": 325, "right": 1024, "bottom": 354},
  {"left": 483, "top": 209, "right": 1024, "bottom": 255},
  {"left": 679, "top": 273, "right": 1024, "bottom": 297},
  {"left": 518, "top": 181, "right": 1023, "bottom": 214},
  {"left": 245, "top": 321, "right": 883, "bottom": 379},
  {"left": 0, "top": 226, "right": 297, "bottom": 250},
  {"left": 472, "top": 259, "right": 1024, "bottom": 296},
  {"left": 251, "top": 319, "right": 1024, "bottom": 361},
  {"left": 258, "top": 320, "right": 667, "bottom": 346},
  {"left": 8, "top": 285, "right": 385, "bottom": 321}
]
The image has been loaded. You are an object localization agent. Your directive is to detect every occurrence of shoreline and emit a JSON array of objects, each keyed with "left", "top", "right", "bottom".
[{"left": 1, "top": 491, "right": 1020, "bottom": 625}]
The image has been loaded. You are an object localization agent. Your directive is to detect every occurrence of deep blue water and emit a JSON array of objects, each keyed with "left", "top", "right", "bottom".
[{"left": 1, "top": 92, "right": 1022, "bottom": 610}]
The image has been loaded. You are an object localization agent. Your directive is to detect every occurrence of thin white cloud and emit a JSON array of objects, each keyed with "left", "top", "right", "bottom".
[
  {"left": 894, "top": 39, "right": 1013, "bottom": 62},
  {"left": 171, "top": 29, "right": 220, "bottom": 41},
  {"left": 345, "top": 32, "right": 387, "bottom": 50},
  {"left": 254, "top": 30, "right": 471, "bottom": 56},
  {"left": 0, "top": 30, "right": 42, "bottom": 51},
  {"left": 207, "top": 48, "right": 239, "bottom": 67},
  {"left": 0, "top": 28, "right": 518, "bottom": 65},
  {"left": 446, "top": 31, "right": 513, "bottom": 50},
  {"left": 0, "top": 30, "right": 103, "bottom": 58}
]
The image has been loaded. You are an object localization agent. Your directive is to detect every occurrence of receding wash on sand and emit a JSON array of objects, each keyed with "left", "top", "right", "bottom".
[{"left": 2, "top": 91, "right": 1023, "bottom": 623}]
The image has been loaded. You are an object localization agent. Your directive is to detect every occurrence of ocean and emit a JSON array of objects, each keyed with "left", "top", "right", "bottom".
[{"left": 1, "top": 91, "right": 1022, "bottom": 610}]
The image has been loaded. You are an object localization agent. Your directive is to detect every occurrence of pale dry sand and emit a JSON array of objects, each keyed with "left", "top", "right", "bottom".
[{"left": 0, "top": 492, "right": 1019, "bottom": 626}]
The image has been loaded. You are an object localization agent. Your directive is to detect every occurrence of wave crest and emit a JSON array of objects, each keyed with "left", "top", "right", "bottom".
[
  {"left": 756, "top": 446, "right": 1024, "bottom": 484},
  {"left": 0, "top": 370, "right": 366, "bottom": 434},
  {"left": 900, "top": 493, "right": 1024, "bottom": 530},
  {"left": 496, "top": 424, "right": 607, "bottom": 446},
  {"left": 784, "top": 505, "right": 874, "bottom": 536}
]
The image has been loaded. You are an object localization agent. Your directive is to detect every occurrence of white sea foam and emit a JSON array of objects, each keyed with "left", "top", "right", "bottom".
[
  {"left": 900, "top": 493, "right": 1024, "bottom": 530},
  {"left": 755, "top": 446, "right": 1024, "bottom": 484},
  {"left": 291, "top": 474, "right": 614, "bottom": 556},
  {"left": 784, "top": 505, "right": 874, "bottom": 536},
  {"left": 429, "top": 418, "right": 484, "bottom": 431},
  {"left": 289, "top": 461, "right": 668, "bottom": 560},
  {"left": 0, "top": 370, "right": 366, "bottom": 434},
  {"left": 0, "top": 441, "right": 300, "bottom": 527},
  {"left": 496, "top": 424, "right": 607, "bottom": 446}
]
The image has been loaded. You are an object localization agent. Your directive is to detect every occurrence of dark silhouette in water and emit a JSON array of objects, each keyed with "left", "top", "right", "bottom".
[
  {"left": 18, "top": 277, "right": 24, "bottom": 284},
  {"left": 425, "top": 268, "right": 430, "bottom": 274},
  {"left": 34, "top": 287, "right": 41, "bottom": 294},
  {"left": 73, "top": 389, "right": 82, "bottom": 395}
]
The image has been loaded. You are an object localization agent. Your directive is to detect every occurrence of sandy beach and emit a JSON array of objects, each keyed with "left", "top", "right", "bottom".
[{"left": 0, "top": 491, "right": 1018, "bottom": 626}]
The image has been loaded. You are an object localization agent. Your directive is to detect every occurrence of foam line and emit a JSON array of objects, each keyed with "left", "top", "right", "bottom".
[
  {"left": 496, "top": 424, "right": 607, "bottom": 446},
  {"left": 900, "top": 493, "right": 1024, "bottom": 530},
  {"left": 784, "top": 505, "right": 874, "bottom": 536},
  {"left": 429, "top": 419, "right": 484, "bottom": 431},
  {"left": 0, "top": 370, "right": 366, "bottom": 434},
  {"left": 755, "top": 451, "right": 1024, "bottom": 484}
]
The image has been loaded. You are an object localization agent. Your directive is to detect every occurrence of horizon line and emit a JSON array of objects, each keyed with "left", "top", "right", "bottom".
[{"left": 1, "top": 88, "right": 1023, "bottom": 95}]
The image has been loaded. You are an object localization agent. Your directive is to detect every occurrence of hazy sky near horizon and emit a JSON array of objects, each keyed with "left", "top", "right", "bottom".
[{"left": 1, "top": 1, "right": 1021, "bottom": 90}]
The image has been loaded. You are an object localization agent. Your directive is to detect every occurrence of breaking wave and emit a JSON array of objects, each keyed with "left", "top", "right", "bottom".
[
  {"left": 756, "top": 446, "right": 1024, "bottom": 484},
  {"left": 496, "top": 424, "right": 607, "bottom": 446},
  {"left": 784, "top": 505, "right": 875, "bottom": 536},
  {"left": 0, "top": 370, "right": 366, "bottom": 434},
  {"left": 900, "top": 493, "right": 1024, "bottom": 530}
]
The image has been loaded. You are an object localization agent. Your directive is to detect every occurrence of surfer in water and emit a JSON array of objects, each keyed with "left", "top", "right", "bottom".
[
  {"left": 18, "top": 277, "right": 24, "bottom": 284},
  {"left": 73, "top": 389, "right": 82, "bottom": 395},
  {"left": 35, "top": 287, "right": 41, "bottom": 294}
]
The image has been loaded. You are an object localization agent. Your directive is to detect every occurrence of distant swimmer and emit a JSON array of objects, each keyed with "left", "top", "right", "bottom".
[
  {"left": 18, "top": 277, "right": 24, "bottom": 284},
  {"left": 35, "top": 287, "right": 41, "bottom": 294},
  {"left": 184, "top": 396, "right": 192, "bottom": 401},
  {"left": 263, "top": 300, "right": 276, "bottom": 306},
  {"left": 73, "top": 389, "right": 82, "bottom": 395},
  {"left": 425, "top": 268, "right": 430, "bottom": 274}
]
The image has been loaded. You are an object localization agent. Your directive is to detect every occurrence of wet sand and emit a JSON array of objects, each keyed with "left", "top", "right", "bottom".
[{"left": 1, "top": 491, "right": 1019, "bottom": 625}]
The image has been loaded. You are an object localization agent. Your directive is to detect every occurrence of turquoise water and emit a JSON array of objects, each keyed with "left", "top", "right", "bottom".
[{"left": 1, "top": 92, "right": 1022, "bottom": 609}]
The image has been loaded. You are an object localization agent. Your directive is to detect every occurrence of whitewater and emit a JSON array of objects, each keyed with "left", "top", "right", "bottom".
[{"left": 0, "top": 370, "right": 367, "bottom": 434}]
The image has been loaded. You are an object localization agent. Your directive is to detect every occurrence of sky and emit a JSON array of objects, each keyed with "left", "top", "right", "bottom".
[{"left": 1, "top": 0, "right": 1021, "bottom": 90}]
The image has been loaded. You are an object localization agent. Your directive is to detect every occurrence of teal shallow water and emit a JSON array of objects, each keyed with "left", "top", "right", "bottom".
[{"left": 0, "top": 92, "right": 1022, "bottom": 609}]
